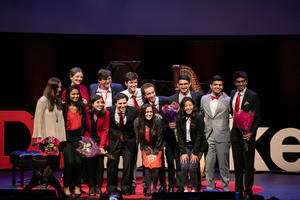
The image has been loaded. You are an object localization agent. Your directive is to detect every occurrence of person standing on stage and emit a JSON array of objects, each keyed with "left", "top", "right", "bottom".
[
  {"left": 200, "top": 75, "right": 231, "bottom": 191},
  {"left": 84, "top": 95, "right": 109, "bottom": 197},
  {"left": 134, "top": 104, "right": 164, "bottom": 196},
  {"left": 121, "top": 72, "right": 143, "bottom": 111},
  {"left": 32, "top": 77, "right": 66, "bottom": 199},
  {"left": 121, "top": 72, "right": 143, "bottom": 194},
  {"left": 61, "top": 67, "right": 90, "bottom": 105},
  {"left": 167, "top": 75, "right": 203, "bottom": 192},
  {"left": 89, "top": 69, "right": 124, "bottom": 108},
  {"left": 177, "top": 97, "right": 206, "bottom": 192},
  {"left": 230, "top": 71, "right": 261, "bottom": 200},
  {"left": 106, "top": 93, "right": 139, "bottom": 195},
  {"left": 141, "top": 83, "right": 168, "bottom": 192},
  {"left": 61, "top": 85, "right": 86, "bottom": 198}
]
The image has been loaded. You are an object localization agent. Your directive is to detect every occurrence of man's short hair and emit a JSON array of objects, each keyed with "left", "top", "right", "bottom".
[
  {"left": 178, "top": 74, "right": 190, "bottom": 83},
  {"left": 210, "top": 75, "right": 224, "bottom": 84},
  {"left": 233, "top": 71, "right": 248, "bottom": 81},
  {"left": 125, "top": 72, "right": 138, "bottom": 83},
  {"left": 97, "top": 69, "right": 112, "bottom": 80},
  {"left": 113, "top": 93, "right": 128, "bottom": 104},
  {"left": 141, "top": 83, "right": 156, "bottom": 96}
]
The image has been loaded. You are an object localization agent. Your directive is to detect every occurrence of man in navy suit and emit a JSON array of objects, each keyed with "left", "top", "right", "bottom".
[
  {"left": 89, "top": 69, "right": 124, "bottom": 107},
  {"left": 140, "top": 82, "right": 168, "bottom": 193},
  {"left": 230, "top": 71, "right": 261, "bottom": 200},
  {"left": 166, "top": 75, "right": 203, "bottom": 192}
]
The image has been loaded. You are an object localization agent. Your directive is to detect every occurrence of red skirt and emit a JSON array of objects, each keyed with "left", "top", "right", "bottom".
[{"left": 141, "top": 148, "right": 162, "bottom": 169}]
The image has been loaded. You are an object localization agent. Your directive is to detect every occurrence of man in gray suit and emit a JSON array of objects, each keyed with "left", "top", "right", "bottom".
[{"left": 200, "top": 75, "right": 231, "bottom": 191}]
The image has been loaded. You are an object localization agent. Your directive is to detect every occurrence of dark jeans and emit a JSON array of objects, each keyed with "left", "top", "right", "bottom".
[
  {"left": 180, "top": 144, "right": 202, "bottom": 187},
  {"left": 165, "top": 143, "right": 182, "bottom": 187}
]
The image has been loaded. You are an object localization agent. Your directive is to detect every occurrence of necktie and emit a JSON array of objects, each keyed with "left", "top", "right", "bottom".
[
  {"left": 211, "top": 95, "right": 219, "bottom": 100},
  {"left": 119, "top": 112, "right": 124, "bottom": 142},
  {"left": 152, "top": 103, "right": 159, "bottom": 114},
  {"left": 234, "top": 92, "right": 241, "bottom": 113},
  {"left": 132, "top": 94, "right": 141, "bottom": 111},
  {"left": 233, "top": 92, "right": 241, "bottom": 128}
]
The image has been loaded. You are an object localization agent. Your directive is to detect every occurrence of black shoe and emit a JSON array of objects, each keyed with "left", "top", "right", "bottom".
[
  {"left": 131, "top": 187, "right": 136, "bottom": 194},
  {"left": 176, "top": 187, "right": 184, "bottom": 192},
  {"left": 158, "top": 186, "right": 167, "bottom": 192},
  {"left": 244, "top": 192, "right": 252, "bottom": 200},
  {"left": 89, "top": 186, "right": 95, "bottom": 196},
  {"left": 122, "top": 190, "right": 131, "bottom": 196},
  {"left": 144, "top": 188, "right": 151, "bottom": 196},
  {"left": 95, "top": 186, "right": 102, "bottom": 196},
  {"left": 168, "top": 186, "right": 175, "bottom": 192}
]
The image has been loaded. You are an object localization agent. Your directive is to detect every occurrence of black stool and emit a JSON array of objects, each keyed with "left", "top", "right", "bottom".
[{"left": 9, "top": 151, "right": 47, "bottom": 187}]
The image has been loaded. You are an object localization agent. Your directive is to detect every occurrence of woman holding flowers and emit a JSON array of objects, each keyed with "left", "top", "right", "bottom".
[
  {"left": 84, "top": 95, "right": 109, "bottom": 196},
  {"left": 32, "top": 77, "right": 66, "bottom": 199},
  {"left": 134, "top": 103, "right": 164, "bottom": 196},
  {"left": 177, "top": 97, "right": 206, "bottom": 192},
  {"left": 61, "top": 85, "right": 86, "bottom": 198}
]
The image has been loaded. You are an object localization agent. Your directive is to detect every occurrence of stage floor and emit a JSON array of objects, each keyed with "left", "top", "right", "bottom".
[{"left": 0, "top": 170, "right": 299, "bottom": 200}]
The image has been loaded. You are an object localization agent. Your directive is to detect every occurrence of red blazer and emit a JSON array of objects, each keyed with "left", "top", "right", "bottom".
[
  {"left": 62, "top": 85, "right": 90, "bottom": 103},
  {"left": 84, "top": 110, "right": 110, "bottom": 148}
]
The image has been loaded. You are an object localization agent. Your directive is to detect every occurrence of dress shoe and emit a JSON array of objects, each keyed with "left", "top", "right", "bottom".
[
  {"left": 144, "top": 188, "right": 151, "bottom": 196},
  {"left": 152, "top": 188, "right": 158, "bottom": 193},
  {"left": 244, "top": 192, "right": 252, "bottom": 200},
  {"left": 122, "top": 190, "right": 132, "bottom": 196},
  {"left": 176, "top": 187, "right": 184, "bottom": 192},
  {"left": 89, "top": 186, "right": 95, "bottom": 196},
  {"left": 95, "top": 186, "right": 102, "bottom": 196},
  {"left": 131, "top": 187, "right": 136, "bottom": 194},
  {"left": 158, "top": 186, "right": 167, "bottom": 192},
  {"left": 168, "top": 187, "right": 175, "bottom": 192}
]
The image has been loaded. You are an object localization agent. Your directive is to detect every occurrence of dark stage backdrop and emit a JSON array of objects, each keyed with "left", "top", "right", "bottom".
[{"left": 0, "top": 33, "right": 299, "bottom": 171}]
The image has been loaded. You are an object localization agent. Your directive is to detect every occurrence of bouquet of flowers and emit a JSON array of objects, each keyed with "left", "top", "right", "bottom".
[
  {"left": 162, "top": 101, "right": 180, "bottom": 142},
  {"left": 234, "top": 110, "right": 254, "bottom": 151},
  {"left": 39, "top": 136, "right": 60, "bottom": 156},
  {"left": 76, "top": 136, "right": 115, "bottom": 159}
]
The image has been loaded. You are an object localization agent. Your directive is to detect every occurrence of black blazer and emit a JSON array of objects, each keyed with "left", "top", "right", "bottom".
[
  {"left": 168, "top": 91, "right": 203, "bottom": 110},
  {"left": 106, "top": 105, "right": 139, "bottom": 153},
  {"left": 134, "top": 118, "right": 164, "bottom": 156},
  {"left": 62, "top": 103, "right": 86, "bottom": 142},
  {"left": 176, "top": 112, "right": 206, "bottom": 155},
  {"left": 230, "top": 89, "right": 261, "bottom": 139}
]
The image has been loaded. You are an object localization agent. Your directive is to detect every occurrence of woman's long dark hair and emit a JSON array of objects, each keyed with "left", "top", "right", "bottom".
[
  {"left": 178, "top": 97, "right": 197, "bottom": 120},
  {"left": 138, "top": 103, "right": 158, "bottom": 146},
  {"left": 88, "top": 95, "right": 105, "bottom": 117},
  {"left": 64, "top": 85, "right": 84, "bottom": 114},
  {"left": 43, "top": 77, "right": 62, "bottom": 111}
]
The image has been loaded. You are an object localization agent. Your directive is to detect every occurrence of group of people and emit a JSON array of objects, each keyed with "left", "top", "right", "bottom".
[{"left": 31, "top": 67, "right": 260, "bottom": 200}]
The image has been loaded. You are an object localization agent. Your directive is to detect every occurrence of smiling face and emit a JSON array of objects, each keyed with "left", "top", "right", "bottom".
[
  {"left": 92, "top": 98, "right": 104, "bottom": 112},
  {"left": 184, "top": 100, "right": 194, "bottom": 115},
  {"left": 144, "top": 86, "right": 156, "bottom": 104},
  {"left": 145, "top": 106, "right": 154, "bottom": 120},
  {"left": 178, "top": 79, "right": 191, "bottom": 95},
  {"left": 234, "top": 77, "right": 248, "bottom": 92},
  {"left": 70, "top": 72, "right": 83, "bottom": 85},
  {"left": 99, "top": 76, "right": 112, "bottom": 90},
  {"left": 115, "top": 97, "right": 128, "bottom": 113},
  {"left": 69, "top": 88, "right": 80, "bottom": 103},
  {"left": 56, "top": 82, "right": 62, "bottom": 96},
  {"left": 125, "top": 79, "right": 138, "bottom": 94},
  {"left": 210, "top": 80, "right": 224, "bottom": 96}
]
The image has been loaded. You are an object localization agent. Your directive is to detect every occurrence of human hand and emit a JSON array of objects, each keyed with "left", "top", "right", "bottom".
[
  {"left": 169, "top": 122, "right": 176, "bottom": 129},
  {"left": 190, "top": 154, "right": 198, "bottom": 164},
  {"left": 243, "top": 132, "right": 253, "bottom": 141},
  {"left": 180, "top": 154, "right": 189, "bottom": 164},
  {"left": 83, "top": 99, "right": 88, "bottom": 105},
  {"left": 99, "top": 148, "right": 107, "bottom": 155}
]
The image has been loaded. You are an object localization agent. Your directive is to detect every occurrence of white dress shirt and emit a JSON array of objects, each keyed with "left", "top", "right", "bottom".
[
  {"left": 114, "top": 108, "right": 127, "bottom": 126},
  {"left": 96, "top": 86, "right": 112, "bottom": 107},
  {"left": 179, "top": 91, "right": 192, "bottom": 104},
  {"left": 210, "top": 95, "right": 219, "bottom": 116},
  {"left": 186, "top": 117, "right": 192, "bottom": 142},
  {"left": 121, "top": 88, "right": 143, "bottom": 107}
]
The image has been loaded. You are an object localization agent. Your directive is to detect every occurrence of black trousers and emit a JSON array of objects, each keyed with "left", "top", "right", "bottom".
[
  {"left": 106, "top": 143, "right": 135, "bottom": 193},
  {"left": 231, "top": 127, "right": 255, "bottom": 194},
  {"left": 165, "top": 142, "right": 182, "bottom": 187},
  {"left": 60, "top": 141, "right": 82, "bottom": 188},
  {"left": 159, "top": 150, "right": 167, "bottom": 188},
  {"left": 86, "top": 155, "right": 104, "bottom": 188}
]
